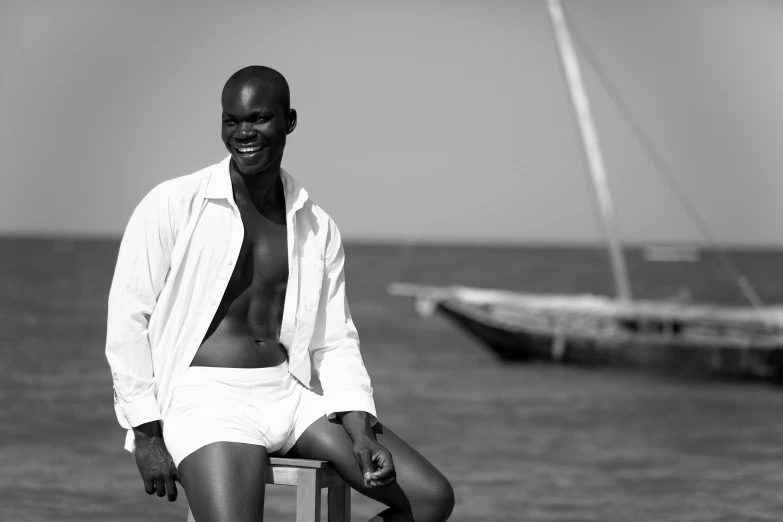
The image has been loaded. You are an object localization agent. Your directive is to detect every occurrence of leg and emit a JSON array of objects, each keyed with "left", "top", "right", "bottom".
[
  {"left": 177, "top": 441, "right": 268, "bottom": 522},
  {"left": 288, "top": 418, "right": 455, "bottom": 522}
]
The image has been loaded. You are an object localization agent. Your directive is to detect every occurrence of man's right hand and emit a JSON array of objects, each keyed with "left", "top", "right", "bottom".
[{"left": 132, "top": 421, "right": 181, "bottom": 502}]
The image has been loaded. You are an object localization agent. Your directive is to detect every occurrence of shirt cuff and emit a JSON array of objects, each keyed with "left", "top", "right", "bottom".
[
  {"left": 323, "top": 390, "right": 378, "bottom": 426},
  {"left": 124, "top": 430, "right": 136, "bottom": 454},
  {"left": 118, "top": 394, "right": 161, "bottom": 429}
]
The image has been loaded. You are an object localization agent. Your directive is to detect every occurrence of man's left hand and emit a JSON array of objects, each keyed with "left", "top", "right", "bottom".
[{"left": 352, "top": 438, "right": 396, "bottom": 488}]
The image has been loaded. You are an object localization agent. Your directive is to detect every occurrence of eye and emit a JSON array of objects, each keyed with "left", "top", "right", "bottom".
[
  {"left": 223, "top": 120, "right": 236, "bottom": 127},
  {"left": 254, "top": 116, "right": 270, "bottom": 123}
]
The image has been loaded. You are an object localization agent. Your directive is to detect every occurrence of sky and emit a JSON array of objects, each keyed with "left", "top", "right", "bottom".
[{"left": 1, "top": 0, "right": 781, "bottom": 246}]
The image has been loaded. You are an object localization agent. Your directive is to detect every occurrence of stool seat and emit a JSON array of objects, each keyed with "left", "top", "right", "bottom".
[{"left": 185, "top": 457, "right": 350, "bottom": 522}]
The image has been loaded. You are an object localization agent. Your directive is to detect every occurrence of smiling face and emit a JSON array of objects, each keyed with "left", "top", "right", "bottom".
[{"left": 221, "top": 80, "right": 296, "bottom": 176}]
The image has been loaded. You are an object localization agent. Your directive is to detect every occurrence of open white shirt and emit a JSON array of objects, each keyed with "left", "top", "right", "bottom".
[{"left": 106, "top": 156, "right": 377, "bottom": 453}]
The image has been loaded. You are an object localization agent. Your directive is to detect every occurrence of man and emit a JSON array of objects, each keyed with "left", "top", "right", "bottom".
[{"left": 106, "top": 65, "right": 454, "bottom": 522}]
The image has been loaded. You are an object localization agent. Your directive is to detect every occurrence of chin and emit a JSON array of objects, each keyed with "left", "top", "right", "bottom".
[{"left": 231, "top": 156, "right": 267, "bottom": 176}]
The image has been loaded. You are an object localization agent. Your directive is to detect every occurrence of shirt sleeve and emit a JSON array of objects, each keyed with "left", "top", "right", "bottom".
[
  {"left": 310, "top": 218, "right": 378, "bottom": 425},
  {"left": 105, "top": 184, "right": 174, "bottom": 430}
]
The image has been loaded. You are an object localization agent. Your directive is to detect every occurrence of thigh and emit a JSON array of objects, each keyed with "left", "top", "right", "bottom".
[
  {"left": 178, "top": 441, "right": 268, "bottom": 522},
  {"left": 288, "top": 417, "right": 449, "bottom": 510}
]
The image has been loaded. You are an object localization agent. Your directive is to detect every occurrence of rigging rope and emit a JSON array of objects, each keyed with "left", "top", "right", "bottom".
[{"left": 560, "top": 2, "right": 766, "bottom": 312}]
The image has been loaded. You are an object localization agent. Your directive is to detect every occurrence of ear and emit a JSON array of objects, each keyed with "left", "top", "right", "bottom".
[{"left": 286, "top": 109, "right": 298, "bottom": 134}]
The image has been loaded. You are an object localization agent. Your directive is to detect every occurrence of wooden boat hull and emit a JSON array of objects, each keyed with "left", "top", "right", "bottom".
[
  {"left": 437, "top": 299, "right": 783, "bottom": 382},
  {"left": 390, "top": 283, "right": 783, "bottom": 383}
]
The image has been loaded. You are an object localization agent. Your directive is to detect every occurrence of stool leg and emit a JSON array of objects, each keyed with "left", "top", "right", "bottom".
[
  {"left": 328, "top": 484, "right": 351, "bottom": 522},
  {"left": 296, "top": 469, "right": 321, "bottom": 522}
]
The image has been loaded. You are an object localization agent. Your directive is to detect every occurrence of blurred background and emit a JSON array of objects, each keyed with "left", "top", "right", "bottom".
[{"left": 2, "top": 1, "right": 783, "bottom": 521}]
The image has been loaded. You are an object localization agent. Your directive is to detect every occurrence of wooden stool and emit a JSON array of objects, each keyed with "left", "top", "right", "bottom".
[{"left": 185, "top": 457, "right": 350, "bottom": 522}]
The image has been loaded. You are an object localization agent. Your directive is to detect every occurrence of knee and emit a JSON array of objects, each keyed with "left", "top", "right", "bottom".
[{"left": 416, "top": 474, "right": 455, "bottom": 522}]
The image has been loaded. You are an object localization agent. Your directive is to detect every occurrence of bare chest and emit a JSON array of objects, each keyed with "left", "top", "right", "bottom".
[{"left": 227, "top": 203, "right": 288, "bottom": 293}]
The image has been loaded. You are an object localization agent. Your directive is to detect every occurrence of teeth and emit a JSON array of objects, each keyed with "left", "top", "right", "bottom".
[{"left": 237, "top": 146, "right": 261, "bottom": 153}]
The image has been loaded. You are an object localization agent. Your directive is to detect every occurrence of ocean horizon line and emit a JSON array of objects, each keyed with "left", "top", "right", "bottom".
[{"left": 2, "top": 233, "right": 782, "bottom": 253}]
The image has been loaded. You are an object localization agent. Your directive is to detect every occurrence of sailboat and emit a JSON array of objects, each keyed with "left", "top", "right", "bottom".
[{"left": 388, "top": 0, "right": 783, "bottom": 382}]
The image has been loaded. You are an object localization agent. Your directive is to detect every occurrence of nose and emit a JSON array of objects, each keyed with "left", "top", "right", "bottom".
[{"left": 235, "top": 122, "right": 256, "bottom": 140}]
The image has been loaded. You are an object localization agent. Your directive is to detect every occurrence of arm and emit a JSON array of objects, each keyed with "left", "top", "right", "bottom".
[
  {"left": 337, "top": 410, "right": 395, "bottom": 487},
  {"left": 105, "top": 184, "right": 180, "bottom": 501},
  {"left": 310, "top": 218, "right": 377, "bottom": 425},
  {"left": 106, "top": 184, "right": 172, "bottom": 429},
  {"left": 311, "top": 219, "right": 394, "bottom": 486},
  {"left": 132, "top": 420, "right": 181, "bottom": 501}
]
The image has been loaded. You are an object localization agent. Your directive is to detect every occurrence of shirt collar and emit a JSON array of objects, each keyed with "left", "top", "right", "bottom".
[{"left": 205, "top": 155, "right": 310, "bottom": 215}]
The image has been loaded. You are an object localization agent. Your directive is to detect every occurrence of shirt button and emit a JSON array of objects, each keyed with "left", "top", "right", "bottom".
[
  {"left": 227, "top": 259, "right": 234, "bottom": 266},
  {"left": 210, "top": 299, "right": 217, "bottom": 305}
]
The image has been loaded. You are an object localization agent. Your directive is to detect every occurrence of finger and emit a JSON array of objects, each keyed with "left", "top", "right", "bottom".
[
  {"left": 155, "top": 479, "right": 167, "bottom": 497},
  {"left": 368, "top": 476, "right": 394, "bottom": 487},
  {"left": 371, "top": 453, "right": 395, "bottom": 480},
  {"left": 356, "top": 449, "right": 374, "bottom": 483},
  {"left": 370, "top": 463, "right": 397, "bottom": 480},
  {"left": 371, "top": 474, "right": 397, "bottom": 486},
  {"left": 371, "top": 468, "right": 395, "bottom": 481},
  {"left": 370, "top": 467, "right": 396, "bottom": 485},
  {"left": 166, "top": 477, "right": 178, "bottom": 502},
  {"left": 143, "top": 478, "right": 155, "bottom": 495},
  {"left": 371, "top": 467, "right": 391, "bottom": 478}
]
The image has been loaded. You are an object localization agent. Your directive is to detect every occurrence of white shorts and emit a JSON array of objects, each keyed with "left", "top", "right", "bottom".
[{"left": 161, "top": 360, "right": 325, "bottom": 468}]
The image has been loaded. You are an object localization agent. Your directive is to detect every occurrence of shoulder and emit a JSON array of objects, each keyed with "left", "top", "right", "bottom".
[
  {"left": 302, "top": 200, "right": 346, "bottom": 267},
  {"left": 303, "top": 197, "right": 343, "bottom": 243},
  {"left": 147, "top": 162, "right": 215, "bottom": 205},
  {"left": 139, "top": 158, "right": 226, "bottom": 209},
  {"left": 306, "top": 199, "right": 336, "bottom": 228},
  {"left": 281, "top": 169, "right": 346, "bottom": 259},
  {"left": 129, "top": 160, "right": 220, "bottom": 232},
  {"left": 282, "top": 169, "right": 342, "bottom": 242}
]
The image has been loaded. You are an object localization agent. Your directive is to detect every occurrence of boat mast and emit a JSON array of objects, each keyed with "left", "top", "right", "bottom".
[{"left": 546, "top": 0, "right": 632, "bottom": 301}]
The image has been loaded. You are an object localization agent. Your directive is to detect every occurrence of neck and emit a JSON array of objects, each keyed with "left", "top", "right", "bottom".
[{"left": 229, "top": 157, "right": 286, "bottom": 212}]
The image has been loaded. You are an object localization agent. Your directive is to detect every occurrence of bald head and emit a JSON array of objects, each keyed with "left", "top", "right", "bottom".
[
  {"left": 222, "top": 65, "right": 290, "bottom": 112},
  {"left": 220, "top": 66, "right": 297, "bottom": 176}
]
